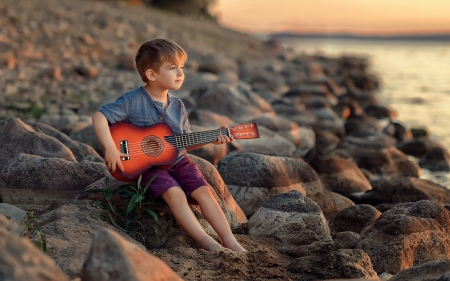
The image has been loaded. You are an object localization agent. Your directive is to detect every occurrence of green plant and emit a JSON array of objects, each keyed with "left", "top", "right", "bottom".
[
  {"left": 80, "top": 175, "right": 173, "bottom": 248},
  {"left": 21, "top": 211, "right": 47, "bottom": 252}
]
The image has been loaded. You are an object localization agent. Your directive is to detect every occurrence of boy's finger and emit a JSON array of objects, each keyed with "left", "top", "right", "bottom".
[{"left": 117, "top": 161, "right": 125, "bottom": 172}]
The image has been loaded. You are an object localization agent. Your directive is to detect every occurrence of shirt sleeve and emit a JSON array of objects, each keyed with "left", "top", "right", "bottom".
[
  {"left": 180, "top": 102, "right": 191, "bottom": 134},
  {"left": 97, "top": 95, "right": 129, "bottom": 125}
]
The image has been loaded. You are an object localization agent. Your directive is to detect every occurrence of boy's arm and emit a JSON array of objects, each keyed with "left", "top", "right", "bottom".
[
  {"left": 186, "top": 125, "right": 233, "bottom": 151},
  {"left": 92, "top": 111, "right": 128, "bottom": 173}
]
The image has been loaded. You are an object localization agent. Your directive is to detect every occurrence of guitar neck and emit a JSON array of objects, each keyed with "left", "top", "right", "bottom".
[{"left": 165, "top": 128, "right": 230, "bottom": 148}]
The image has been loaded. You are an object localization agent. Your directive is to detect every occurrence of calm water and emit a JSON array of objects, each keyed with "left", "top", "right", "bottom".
[{"left": 281, "top": 38, "right": 450, "bottom": 187}]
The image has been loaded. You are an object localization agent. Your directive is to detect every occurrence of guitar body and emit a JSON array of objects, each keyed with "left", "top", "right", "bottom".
[
  {"left": 108, "top": 122, "right": 260, "bottom": 182},
  {"left": 109, "top": 123, "right": 177, "bottom": 181}
]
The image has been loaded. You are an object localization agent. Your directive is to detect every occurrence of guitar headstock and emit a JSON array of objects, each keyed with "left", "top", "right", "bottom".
[{"left": 229, "top": 123, "right": 260, "bottom": 139}]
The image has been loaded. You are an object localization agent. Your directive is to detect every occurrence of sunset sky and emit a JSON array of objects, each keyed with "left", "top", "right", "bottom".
[{"left": 215, "top": 0, "right": 450, "bottom": 35}]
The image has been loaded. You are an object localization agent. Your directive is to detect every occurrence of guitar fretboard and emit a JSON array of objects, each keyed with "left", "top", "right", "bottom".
[{"left": 164, "top": 128, "right": 229, "bottom": 148}]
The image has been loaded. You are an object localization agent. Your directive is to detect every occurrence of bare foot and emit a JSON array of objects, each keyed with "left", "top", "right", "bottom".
[
  {"left": 200, "top": 236, "right": 231, "bottom": 252},
  {"left": 223, "top": 238, "right": 247, "bottom": 252}
]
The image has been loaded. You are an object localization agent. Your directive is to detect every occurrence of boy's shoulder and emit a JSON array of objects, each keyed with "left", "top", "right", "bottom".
[{"left": 120, "top": 87, "right": 145, "bottom": 99}]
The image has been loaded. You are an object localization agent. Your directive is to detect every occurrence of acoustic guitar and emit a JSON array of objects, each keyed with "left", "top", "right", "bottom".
[{"left": 108, "top": 122, "right": 260, "bottom": 181}]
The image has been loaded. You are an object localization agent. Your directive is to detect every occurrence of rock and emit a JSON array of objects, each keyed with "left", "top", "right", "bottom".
[
  {"left": 411, "top": 127, "right": 430, "bottom": 138},
  {"left": 334, "top": 231, "right": 360, "bottom": 249},
  {"left": 388, "top": 259, "right": 450, "bottom": 281},
  {"left": 0, "top": 203, "right": 26, "bottom": 226},
  {"left": 197, "top": 54, "right": 238, "bottom": 74},
  {"left": 365, "top": 104, "right": 396, "bottom": 119},
  {"left": 310, "top": 155, "right": 372, "bottom": 196},
  {"left": 179, "top": 72, "right": 219, "bottom": 92},
  {"left": 331, "top": 204, "right": 381, "bottom": 234},
  {"left": 397, "top": 138, "right": 437, "bottom": 158},
  {"left": 0, "top": 225, "right": 69, "bottom": 281},
  {"left": 218, "top": 151, "right": 339, "bottom": 219},
  {"left": 349, "top": 177, "right": 450, "bottom": 206},
  {"left": 70, "top": 124, "right": 104, "bottom": 157},
  {"left": 0, "top": 153, "right": 108, "bottom": 211},
  {"left": 234, "top": 125, "right": 296, "bottom": 157},
  {"left": 288, "top": 248, "right": 379, "bottom": 280},
  {"left": 336, "top": 136, "right": 421, "bottom": 177},
  {"left": 382, "top": 121, "right": 411, "bottom": 143},
  {"left": 196, "top": 84, "right": 275, "bottom": 123},
  {"left": 78, "top": 155, "right": 247, "bottom": 241},
  {"left": 188, "top": 154, "right": 247, "bottom": 230},
  {"left": 39, "top": 202, "right": 147, "bottom": 279},
  {"left": 0, "top": 118, "right": 76, "bottom": 171},
  {"left": 357, "top": 200, "right": 450, "bottom": 274},
  {"left": 0, "top": 211, "right": 22, "bottom": 236},
  {"left": 188, "top": 109, "right": 235, "bottom": 129},
  {"left": 248, "top": 191, "right": 331, "bottom": 245},
  {"left": 315, "top": 129, "right": 341, "bottom": 153},
  {"left": 27, "top": 121, "right": 104, "bottom": 163},
  {"left": 330, "top": 192, "right": 355, "bottom": 212},
  {"left": 419, "top": 146, "right": 450, "bottom": 172},
  {"left": 439, "top": 272, "right": 450, "bottom": 281},
  {"left": 344, "top": 114, "right": 383, "bottom": 138},
  {"left": 81, "top": 228, "right": 182, "bottom": 281}
]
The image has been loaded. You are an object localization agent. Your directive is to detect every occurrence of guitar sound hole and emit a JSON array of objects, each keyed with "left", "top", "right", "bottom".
[{"left": 142, "top": 136, "right": 163, "bottom": 157}]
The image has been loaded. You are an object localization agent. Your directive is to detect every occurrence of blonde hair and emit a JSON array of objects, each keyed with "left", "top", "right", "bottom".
[{"left": 135, "top": 38, "right": 187, "bottom": 82}]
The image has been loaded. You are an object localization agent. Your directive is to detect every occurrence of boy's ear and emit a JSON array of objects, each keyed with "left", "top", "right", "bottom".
[{"left": 145, "top": 69, "right": 156, "bottom": 82}]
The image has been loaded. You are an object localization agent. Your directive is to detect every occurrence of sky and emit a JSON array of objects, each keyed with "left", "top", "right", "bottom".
[{"left": 214, "top": 0, "right": 450, "bottom": 35}]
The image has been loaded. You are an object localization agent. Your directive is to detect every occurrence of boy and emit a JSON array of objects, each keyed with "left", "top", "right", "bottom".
[{"left": 92, "top": 38, "right": 246, "bottom": 252}]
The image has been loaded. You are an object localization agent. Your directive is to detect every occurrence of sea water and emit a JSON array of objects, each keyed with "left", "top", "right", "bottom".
[{"left": 280, "top": 38, "right": 450, "bottom": 187}]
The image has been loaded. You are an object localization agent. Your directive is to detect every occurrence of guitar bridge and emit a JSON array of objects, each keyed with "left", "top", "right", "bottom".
[{"left": 120, "top": 140, "right": 130, "bottom": 161}]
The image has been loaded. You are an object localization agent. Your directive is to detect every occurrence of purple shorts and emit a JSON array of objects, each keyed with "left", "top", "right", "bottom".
[{"left": 141, "top": 156, "right": 208, "bottom": 205}]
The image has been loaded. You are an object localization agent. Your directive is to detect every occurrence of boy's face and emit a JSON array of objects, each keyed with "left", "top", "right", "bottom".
[{"left": 151, "top": 60, "right": 185, "bottom": 90}]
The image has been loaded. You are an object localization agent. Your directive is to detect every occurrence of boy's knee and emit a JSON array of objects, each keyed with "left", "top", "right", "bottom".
[
  {"left": 191, "top": 186, "right": 214, "bottom": 202},
  {"left": 161, "top": 186, "right": 186, "bottom": 205}
]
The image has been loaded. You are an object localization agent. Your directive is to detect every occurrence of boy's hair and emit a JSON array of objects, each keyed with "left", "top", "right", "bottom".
[{"left": 135, "top": 38, "right": 187, "bottom": 83}]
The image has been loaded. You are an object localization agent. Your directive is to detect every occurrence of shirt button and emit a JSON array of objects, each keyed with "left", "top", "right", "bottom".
[{"left": 160, "top": 116, "right": 163, "bottom": 120}]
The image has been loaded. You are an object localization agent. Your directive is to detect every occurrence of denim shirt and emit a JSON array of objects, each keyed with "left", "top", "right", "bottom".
[{"left": 98, "top": 86, "right": 191, "bottom": 163}]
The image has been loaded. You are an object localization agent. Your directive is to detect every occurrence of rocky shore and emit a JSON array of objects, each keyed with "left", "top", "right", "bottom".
[{"left": 2, "top": 0, "right": 450, "bottom": 280}]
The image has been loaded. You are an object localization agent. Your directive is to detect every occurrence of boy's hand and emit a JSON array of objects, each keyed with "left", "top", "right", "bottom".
[
  {"left": 212, "top": 126, "right": 233, "bottom": 145},
  {"left": 104, "top": 147, "right": 128, "bottom": 173}
]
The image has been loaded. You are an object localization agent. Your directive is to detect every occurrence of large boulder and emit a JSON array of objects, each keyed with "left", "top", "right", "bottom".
[
  {"left": 0, "top": 153, "right": 108, "bottom": 210},
  {"left": 0, "top": 223, "right": 69, "bottom": 281},
  {"left": 79, "top": 154, "right": 247, "bottom": 237},
  {"left": 419, "top": 146, "right": 450, "bottom": 172},
  {"left": 388, "top": 259, "right": 450, "bottom": 281},
  {"left": 26, "top": 121, "right": 103, "bottom": 163},
  {"left": 349, "top": 177, "right": 450, "bottom": 207},
  {"left": 310, "top": 155, "right": 372, "bottom": 196},
  {"left": 188, "top": 154, "right": 247, "bottom": 230},
  {"left": 287, "top": 248, "right": 379, "bottom": 280},
  {"left": 0, "top": 118, "right": 76, "bottom": 171},
  {"left": 234, "top": 126, "right": 297, "bottom": 157},
  {"left": 82, "top": 228, "right": 182, "bottom": 281},
  {"left": 357, "top": 200, "right": 450, "bottom": 274},
  {"left": 218, "top": 152, "right": 339, "bottom": 219},
  {"left": 39, "top": 202, "right": 147, "bottom": 279},
  {"left": 196, "top": 84, "right": 275, "bottom": 123},
  {"left": 188, "top": 109, "right": 235, "bottom": 129},
  {"left": 330, "top": 204, "right": 381, "bottom": 235},
  {"left": 336, "top": 136, "right": 421, "bottom": 177},
  {"left": 248, "top": 191, "right": 331, "bottom": 245}
]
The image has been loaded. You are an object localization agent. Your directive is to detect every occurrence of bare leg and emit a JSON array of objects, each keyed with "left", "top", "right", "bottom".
[
  {"left": 190, "top": 186, "right": 247, "bottom": 252},
  {"left": 161, "top": 186, "right": 229, "bottom": 252}
]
